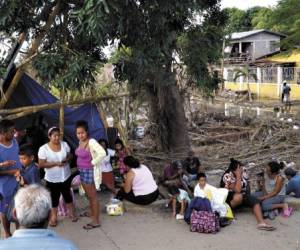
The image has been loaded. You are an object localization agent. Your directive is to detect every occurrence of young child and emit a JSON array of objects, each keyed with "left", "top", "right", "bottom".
[
  {"left": 16, "top": 144, "right": 40, "bottom": 186},
  {"left": 114, "top": 138, "right": 130, "bottom": 176},
  {"left": 194, "top": 172, "right": 234, "bottom": 219},
  {"left": 168, "top": 185, "right": 190, "bottom": 220},
  {"left": 193, "top": 172, "right": 212, "bottom": 200}
]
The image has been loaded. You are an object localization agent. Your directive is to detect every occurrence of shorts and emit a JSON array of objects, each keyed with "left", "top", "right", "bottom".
[
  {"left": 226, "top": 191, "right": 260, "bottom": 208},
  {"left": 46, "top": 177, "right": 73, "bottom": 208},
  {"left": 79, "top": 168, "right": 94, "bottom": 185}
]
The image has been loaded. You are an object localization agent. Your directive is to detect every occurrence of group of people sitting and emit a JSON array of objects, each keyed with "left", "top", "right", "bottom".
[
  {"left": 1, "top": 117, "right": 300, "bottom": 244},
  {"left": 162, "top": 157, "right": 300, "bottom": 232},
  {"left": 0, "top": 119, "right": 159, "bottom": 240}
]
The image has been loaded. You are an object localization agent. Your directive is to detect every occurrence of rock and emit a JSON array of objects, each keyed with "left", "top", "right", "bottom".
[
  {"left": 285, "top": 197, "right": 300, "bottom": 211},
  {"left": 206, "top": 169, "right": 224, "bottom": 175}
]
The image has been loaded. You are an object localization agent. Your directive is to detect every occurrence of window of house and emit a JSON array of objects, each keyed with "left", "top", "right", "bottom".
[
  {"left": 269, "top": 41, "right": 279, "bottom": 52},
  {"left": 227, "top": 70, "right": 234, "bottom": 81},
  {"left": 283, "top": 67, "right": 294, "bottom": 81}
]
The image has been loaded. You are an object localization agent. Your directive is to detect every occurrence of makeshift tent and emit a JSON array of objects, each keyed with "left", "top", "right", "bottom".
[{"left": 4, "top": 73, "right": 107, "bottom": 148}]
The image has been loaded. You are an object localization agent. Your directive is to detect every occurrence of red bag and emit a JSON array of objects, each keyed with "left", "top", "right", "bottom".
[{"left": 190, "top": 210, "right": 220, "bottom": 234}]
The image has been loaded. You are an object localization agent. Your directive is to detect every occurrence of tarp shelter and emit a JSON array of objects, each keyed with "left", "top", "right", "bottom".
[{"left": 4, "top": 73, "right": 107, "bottom": 148}]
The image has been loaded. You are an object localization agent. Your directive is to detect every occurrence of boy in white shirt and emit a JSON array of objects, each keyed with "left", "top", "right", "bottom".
[{"left": 194, "top": 172, "right": 213, "bottom": 200}]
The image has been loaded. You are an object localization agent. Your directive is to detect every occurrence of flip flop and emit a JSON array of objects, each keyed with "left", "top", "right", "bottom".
[
  {"left": 70, "top": 216, "right": 79, "bottom": 222},
  {"left": 281, "top": 207, "right": 294, "bottom": 217},
  {"left": 79, "top": 211, "right": 90, "bottom": 217},
  {"left": 49, "top": 221, "right": 57, "bottom": 227},
  {"left": 83, "top": 223, "right": 101, "bottom": 230},
  {"left": 257, "top": 224, "right": 276, "bottom": 231}
]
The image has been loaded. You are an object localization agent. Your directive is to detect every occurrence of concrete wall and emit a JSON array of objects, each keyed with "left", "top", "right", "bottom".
[{"left": 224, "top": 65, "right": 300, "bottom": 100}]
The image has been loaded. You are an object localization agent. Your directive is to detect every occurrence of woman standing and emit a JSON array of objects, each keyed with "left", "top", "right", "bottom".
[
  {"left": 75, "top": 121, "right": 106, "bottom": 230},
  {"left": 38, "top": 127, "right": 77, "bottom": 227}
]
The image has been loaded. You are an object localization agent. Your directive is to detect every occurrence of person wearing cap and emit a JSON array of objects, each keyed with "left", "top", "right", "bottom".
[
  {"left": 38, "top": 127, "right": 77, "bottom": 227},
  {"left": 285, "top": 168, "right": 300, "bottom": 198}
]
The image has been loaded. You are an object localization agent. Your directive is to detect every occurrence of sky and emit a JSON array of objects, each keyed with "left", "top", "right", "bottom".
[{"left": 221, "top": 0, "right": 279, "bottom": 10}]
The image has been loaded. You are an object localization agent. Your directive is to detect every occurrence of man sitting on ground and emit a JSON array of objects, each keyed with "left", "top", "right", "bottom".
[{"left": 0, "top": 184, "right": 78, "bottom": 250}]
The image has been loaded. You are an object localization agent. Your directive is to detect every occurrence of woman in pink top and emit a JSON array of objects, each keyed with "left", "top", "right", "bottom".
[
  {"left": 116, "top": 156, "right": 159, "bottom": 205},
  {"left": 75, "top": 120, "right": 105, "bottom": 230}
]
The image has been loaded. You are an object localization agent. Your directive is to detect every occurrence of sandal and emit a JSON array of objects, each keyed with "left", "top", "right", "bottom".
[
  {"left": 79, "top": 211, "right": 90, "bottom": 217},
  {"left": 70, "top": 216, "right": 79, "bottom": 222},
  {"left": 49, "top": 221, "right": 57, "bottom": 227},
  {"left": 83, "top": 223, "right": 101, "bottom": 230},
  {"left": 281, "top": 207, "right": 293, "bottom": 217},
  {"left": 257, "top": 223, "right": 276, "bottom": 231}
]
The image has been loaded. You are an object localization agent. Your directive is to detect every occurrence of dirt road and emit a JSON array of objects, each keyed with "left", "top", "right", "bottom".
[{"left": 53, "top": 193, "right": 300, "bottom": 250}]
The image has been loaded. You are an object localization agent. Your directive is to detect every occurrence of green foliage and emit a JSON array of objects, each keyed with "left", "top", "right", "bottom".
[
  {"left": 77, "top": 0, "right": 227, "bottom": 93},
  {"left": 251, "top": 7, "right": 274, "bottom": 29},
  {"left": 267, "top": 0, "right": 300, "bottom": 49},
  {"left": 0, "top": 1, "right": 106, "bottom": 91},
  {"left": 224, "top": 7, "right": 250, "bottom": 33},
  {"left": 233, "top": 65, "right": 257, "bottom": 83},
  {"left": 32, "top": 47, "right": 99, "bottom": 90},
  {"left": 224, "top": 6, "right": 272, "bottom": 34},
  {"left": 225, "top": 1, "right": 300, "bottom": 49},
  {"left": 0, "top": 0, "right": 46, "bottom": 34}
]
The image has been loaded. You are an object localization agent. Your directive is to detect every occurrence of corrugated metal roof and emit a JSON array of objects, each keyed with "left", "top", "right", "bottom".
[{"left": 231, "top": 29, "right": 286, "bottom": 40}]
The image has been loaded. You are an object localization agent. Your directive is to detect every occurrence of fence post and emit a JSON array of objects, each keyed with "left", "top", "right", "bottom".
[
  {"left": 256, "top": 67, "right": 261, "bottom": 99},
  {"left": 277, "top": 66, "right": 283, "bottom": 98}
]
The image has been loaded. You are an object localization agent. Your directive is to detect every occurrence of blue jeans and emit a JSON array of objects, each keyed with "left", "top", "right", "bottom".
[{"left": 254, "top": 191, "right": 285, "bottom": 211}]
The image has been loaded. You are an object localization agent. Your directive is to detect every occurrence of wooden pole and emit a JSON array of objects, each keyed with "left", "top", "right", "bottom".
[
  {"left": 59, "top": 89, "right": 65, "bottom": 139},
  {"left": 0, "top": 1, "right": 61, "bottom": 109},
  {"left": 1, "top": 92, "right": 130, "bottom": 120}
]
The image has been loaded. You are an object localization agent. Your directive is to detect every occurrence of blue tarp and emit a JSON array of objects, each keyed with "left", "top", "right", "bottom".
[{"left": 6, "top": 74, "right": 106, "bottom": 148}]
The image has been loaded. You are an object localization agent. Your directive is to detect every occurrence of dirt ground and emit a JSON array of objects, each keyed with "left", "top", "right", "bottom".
[
  {"left": 51, "top": 192, "right": 300, "bottom": 250},
  {"left": 1, "top": 190, "right": 300, "bottom": 250}
]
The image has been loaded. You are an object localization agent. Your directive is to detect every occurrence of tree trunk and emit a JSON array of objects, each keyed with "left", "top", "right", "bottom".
[
  {"left": 0, "top": 1, "right": 61, "bottom": 109},
  {"left": 148, "top": 74, "right": 190, "bottom": 155}
]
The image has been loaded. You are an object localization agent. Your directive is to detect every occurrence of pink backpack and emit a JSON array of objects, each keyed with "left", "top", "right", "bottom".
[{"left": 190, "top": 210, "right": 220, "bottom": 234}]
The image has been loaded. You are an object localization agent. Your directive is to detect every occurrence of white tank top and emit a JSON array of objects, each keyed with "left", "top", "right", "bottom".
[{"left": 131, "top": 164, "right": 158, "bottom": 196}]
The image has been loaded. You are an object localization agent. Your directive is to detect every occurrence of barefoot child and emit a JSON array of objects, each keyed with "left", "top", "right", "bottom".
[{"left": 168, "top": 185, "right": 190, "bottom": 220}]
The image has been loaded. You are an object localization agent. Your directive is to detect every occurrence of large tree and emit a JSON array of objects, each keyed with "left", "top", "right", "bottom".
[
  {"left": 0, "top": 0, "right": 106, "bottom": 107},
  {"left": 77, "top": 0, "right": 227, "bottom": 153}
]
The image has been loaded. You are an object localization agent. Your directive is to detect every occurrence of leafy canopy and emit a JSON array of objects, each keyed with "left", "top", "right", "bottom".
[
  {"left": 0, "top": 1, "right": 106, "bottom": 90},
  {"left": 77, "top": 0, "right": 227, "bottom": 92}
]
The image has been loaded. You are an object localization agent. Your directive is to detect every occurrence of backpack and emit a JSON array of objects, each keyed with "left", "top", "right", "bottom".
[{"left": 190, "top": 210, "right": 220, "bottom": 234}]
